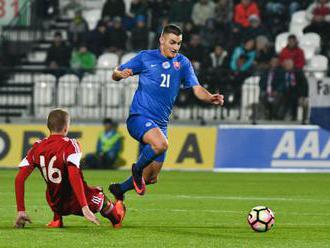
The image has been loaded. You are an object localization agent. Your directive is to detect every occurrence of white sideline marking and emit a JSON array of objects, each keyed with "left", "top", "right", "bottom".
[
  {"left": 174, "top": 194, "right": 330, "bottom": 203},
  {"left": 218, "top": 125, "right": 320, "bottom": 129},
  {"left": 272, "top": 160, "right": 330, "bottom": 168},
  {"left": 214, "top": 168, "right": 330, "bottom": 173},
  {"left": 2, "top": 205, "right": 330, "bottom": 217},
  {"left": 129, "top": 208, "right": 330, "bottom": 217}
]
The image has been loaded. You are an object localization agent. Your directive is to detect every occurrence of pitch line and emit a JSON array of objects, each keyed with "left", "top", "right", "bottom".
[
  {"left": 129, "top": 207, "right": 330, "bottom": 217},
  {"left": 173, "top": 194, "right": 330, "bottom": 203}
]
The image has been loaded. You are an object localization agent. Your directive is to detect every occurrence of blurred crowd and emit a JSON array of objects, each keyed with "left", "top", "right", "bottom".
[{"left": 41, "top": 0, "right": 330, "bottom": 122}]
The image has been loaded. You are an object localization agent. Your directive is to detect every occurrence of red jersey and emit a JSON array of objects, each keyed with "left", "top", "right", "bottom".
[
  {"left": 16, "top": 134, "right": 93, "bottom": 214},
  {"left": 234, "top": 2, "right": 260, "bottom": 28},
  {"left": 279, "top": 46, "right": 306, "bottom": 69}
]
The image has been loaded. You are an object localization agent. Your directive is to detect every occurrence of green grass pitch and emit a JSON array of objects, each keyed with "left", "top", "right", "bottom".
[{"left": 1, "top": 169, "right": 330, "bottom": 248}]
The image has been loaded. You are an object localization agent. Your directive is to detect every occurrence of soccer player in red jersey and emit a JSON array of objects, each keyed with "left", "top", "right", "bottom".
[{"left": 14, "top": 108, "right": 126, "bottom": 228}]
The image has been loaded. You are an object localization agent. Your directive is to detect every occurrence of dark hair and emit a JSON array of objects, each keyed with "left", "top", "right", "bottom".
[
  {"left": 288, "top": 34, "right": 297, "bottom": 40},
  {"left": 161, "top": 24, "right": 183, "bottom": 36},
  {"left": 47, "top": 108, "right": 69, "bottom": 133},
  {"left": 103, "top": 118, "right": 114, "bottom": 125},
  {"left": 54, "top": 31, "right": 62, "bottom": 37}
]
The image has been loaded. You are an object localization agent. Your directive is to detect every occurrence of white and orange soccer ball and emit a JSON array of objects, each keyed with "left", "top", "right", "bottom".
[{"left": 247, "top": 206, "right": 275, "bottom": 232}]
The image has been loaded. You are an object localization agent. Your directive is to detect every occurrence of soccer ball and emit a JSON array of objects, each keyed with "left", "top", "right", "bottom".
[{"left": 247, "top": 206, "right": 275, "bottom": 232}]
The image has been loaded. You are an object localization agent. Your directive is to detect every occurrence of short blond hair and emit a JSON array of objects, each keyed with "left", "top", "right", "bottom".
[{"left": 47, "top": 108, "right": 70, "bottom": 133}]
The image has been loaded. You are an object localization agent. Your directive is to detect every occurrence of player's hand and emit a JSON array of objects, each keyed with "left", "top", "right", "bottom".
[
  {"left": 210, "top": 94, "right": 224, "bottom": 106},
  {"left": 14, "top": 211, "right": 32, "bottom": 228},
  {"left": 82, "top": 206, "right": 100, "bottom": 225},
  {"left": 118, "top": 68, "right": 133, "bottom": 79}
]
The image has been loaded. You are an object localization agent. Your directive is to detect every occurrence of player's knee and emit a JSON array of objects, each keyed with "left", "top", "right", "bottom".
[{"left": 153, "top": 140, "right": 168, "bottom": 154}]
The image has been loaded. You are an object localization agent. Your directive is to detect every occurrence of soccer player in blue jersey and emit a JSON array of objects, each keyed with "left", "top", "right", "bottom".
[{"left": 109, "top": 24, "right": 224, "bottom": 200}]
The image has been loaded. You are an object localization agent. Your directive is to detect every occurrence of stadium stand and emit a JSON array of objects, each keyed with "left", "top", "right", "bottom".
[{"left": 0, "top": 0, "right": 328, "bottom": 124}]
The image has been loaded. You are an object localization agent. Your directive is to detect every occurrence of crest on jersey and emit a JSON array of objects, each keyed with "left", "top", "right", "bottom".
[
  {"left": 162, "top": 61, "right": 171, "bottom": 69},
  {"left": 173, "top": 61, "right": 180, "bottom": 70}
]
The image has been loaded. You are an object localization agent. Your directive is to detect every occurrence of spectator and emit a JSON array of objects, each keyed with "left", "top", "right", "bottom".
[
  {"left": 148, "top": 0, "right": 172, "bottom": 31},
  {"left": 255, "top": 36, "right": 275, "bottom": 71},
  {"left": 277, "top": 59, "right": 309, "bottom": 123},
  {"left": 306, "top": 0, "right": 330, "bottom": 22},
  {"left": 279, "top": 34, "right": 305, "bottom": 69},
  {"left": 304, "top": 0, "right": 330, "bottom": 53},
  {"left": 205, "top": 44, "right": 229, "bottom": 93},
  {"left": 106, "top": 17, "right": 128, "bottom": 54},
  {"left": 84, "top": 118, "right": 125, "bottom": 169},
  {"left": 183, "top": 34, "right": 206, "bottom": 72},
  {"left": 102, "top": 0, "right": 126, "bottom": 19},
  {"left": 182, "top": 21, "right": 198, "bottom": 48},
  {"left": 230, "top": 38, "right": 256, "bottom": 73},
  {"left": 244, "top": 15, "right": 270, "bottom": 41},
  {"left": 208, "top": 44, "right": 228, "bottom": 69},
  {"left": 213, "top": 0, "right": 233, "bottom": 45},
  {"left": 70, "top": 43, "right": 96, "bottom": 78},
  {"left": 130, "top": 0, "right": 148, "bottom": 19},
  {"left": 258, "top": 57, "right": 285, "bottom": 120},
  {"left": 68, "top": 10, "right": 89, "bottom": 48},
  {"left": 86, "top": 20, "right": 107, "bottom": 57},
  {"left": 233, "top": 0, "right": 260, "bottom": 29},
  {"left": 265, "top": 0, "right": 301, "bottom": 17},
  {"left": 131, "top": 15, "right": 149, "bottom": 50},
  {"left": 227, "top": 38, "right": 256, "bottom": 109},
  {"left": 45, "top": 31, "right": 71, "bottom": 76},
  {"left": 200, "top": 18, "right": 221, "bottom": 50},
  {"left": 214, "top": 0, "right": 233, "bottom": 25},
  {"left": 191, "top": 0, "right": 216, "bottom": 27},
  {"left": 169, "top": 0, "right": 194, "bottom": 25}
]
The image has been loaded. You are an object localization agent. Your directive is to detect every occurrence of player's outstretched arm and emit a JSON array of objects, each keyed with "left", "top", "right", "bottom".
[
  {"left": 67, "top": 165, "right": 100, "bottom": 225},
  {"left": 112, "top": 67, "right": 133, "bottom": 81},
  {"left": 15, "top": 211, "right": 32, "bottom": 228},
  {"left": 193, "top": 85, "right": 224, "bottom": 106},
  {"left": 14, "top": 166, "right": 34, "bottom": 228},
  {"left": 82, "top": 206, "right": 100, "bottom": 225}
]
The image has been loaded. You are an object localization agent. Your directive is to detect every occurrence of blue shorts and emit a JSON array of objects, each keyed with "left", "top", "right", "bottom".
[{"left": 126, "top": 115, "right": 167, "bottom": 162}]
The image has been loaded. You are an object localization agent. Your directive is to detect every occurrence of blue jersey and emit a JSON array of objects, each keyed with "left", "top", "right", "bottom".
[{"left": 119, "top": 49, "right": 199, "bottom": 127}]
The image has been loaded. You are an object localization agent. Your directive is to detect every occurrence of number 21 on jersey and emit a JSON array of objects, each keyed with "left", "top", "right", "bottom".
[{"left": 160, "top": 74, "right": 170, "bottom": 88}]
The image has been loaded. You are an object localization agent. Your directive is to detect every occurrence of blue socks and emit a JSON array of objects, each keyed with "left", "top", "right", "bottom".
[
  {"left": 119, "top": 176, "right": 134, "bottom": 193},
  {"left": 135, "top": 144, "right": 157, "bottom": 172},
  {"left": 119, "top": 144, "right": 160, "bottom": 194}
]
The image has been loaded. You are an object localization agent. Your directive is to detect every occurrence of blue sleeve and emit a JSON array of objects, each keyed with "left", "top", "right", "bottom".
[
  {"left": 241, "top": 51, "right": 256, "bottom": 71},
  {"left": 230, "top": 48, "right": 241, "bottom": 71},
  {"left": 118, "top": 51, "right": 144, "bottom": 74},
  {"left": 182, "top": 60, "right": 199, "bottom": 88}
]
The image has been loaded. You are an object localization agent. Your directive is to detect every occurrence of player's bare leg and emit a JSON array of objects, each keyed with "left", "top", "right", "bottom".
[
  {"left": 131, "top": 127, "right": 168, "bottom": 195},
  {"left": 109, "top": 128, "right": 167, "bottom": 199},
  {"left": 143, "top": 161, "right": 163, "bottom": 185}
]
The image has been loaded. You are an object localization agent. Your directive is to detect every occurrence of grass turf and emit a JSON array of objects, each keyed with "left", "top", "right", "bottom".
[{"left": 0, "top": 169, "right": 330, "bottom": 248}]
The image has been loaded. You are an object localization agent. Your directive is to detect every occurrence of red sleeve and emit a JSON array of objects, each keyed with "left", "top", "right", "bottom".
[
  {"left": 66, "top": 139, "right": 82, "bottom": 168},
  {"left": 15, "top": 166, "right": 35, "bottom": 211},
  {"left": 234, "top": 5, "right": 245, "bottom": 26},
  {"left": 68, "top": 163, "right": 88, "bottom": 208}
]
